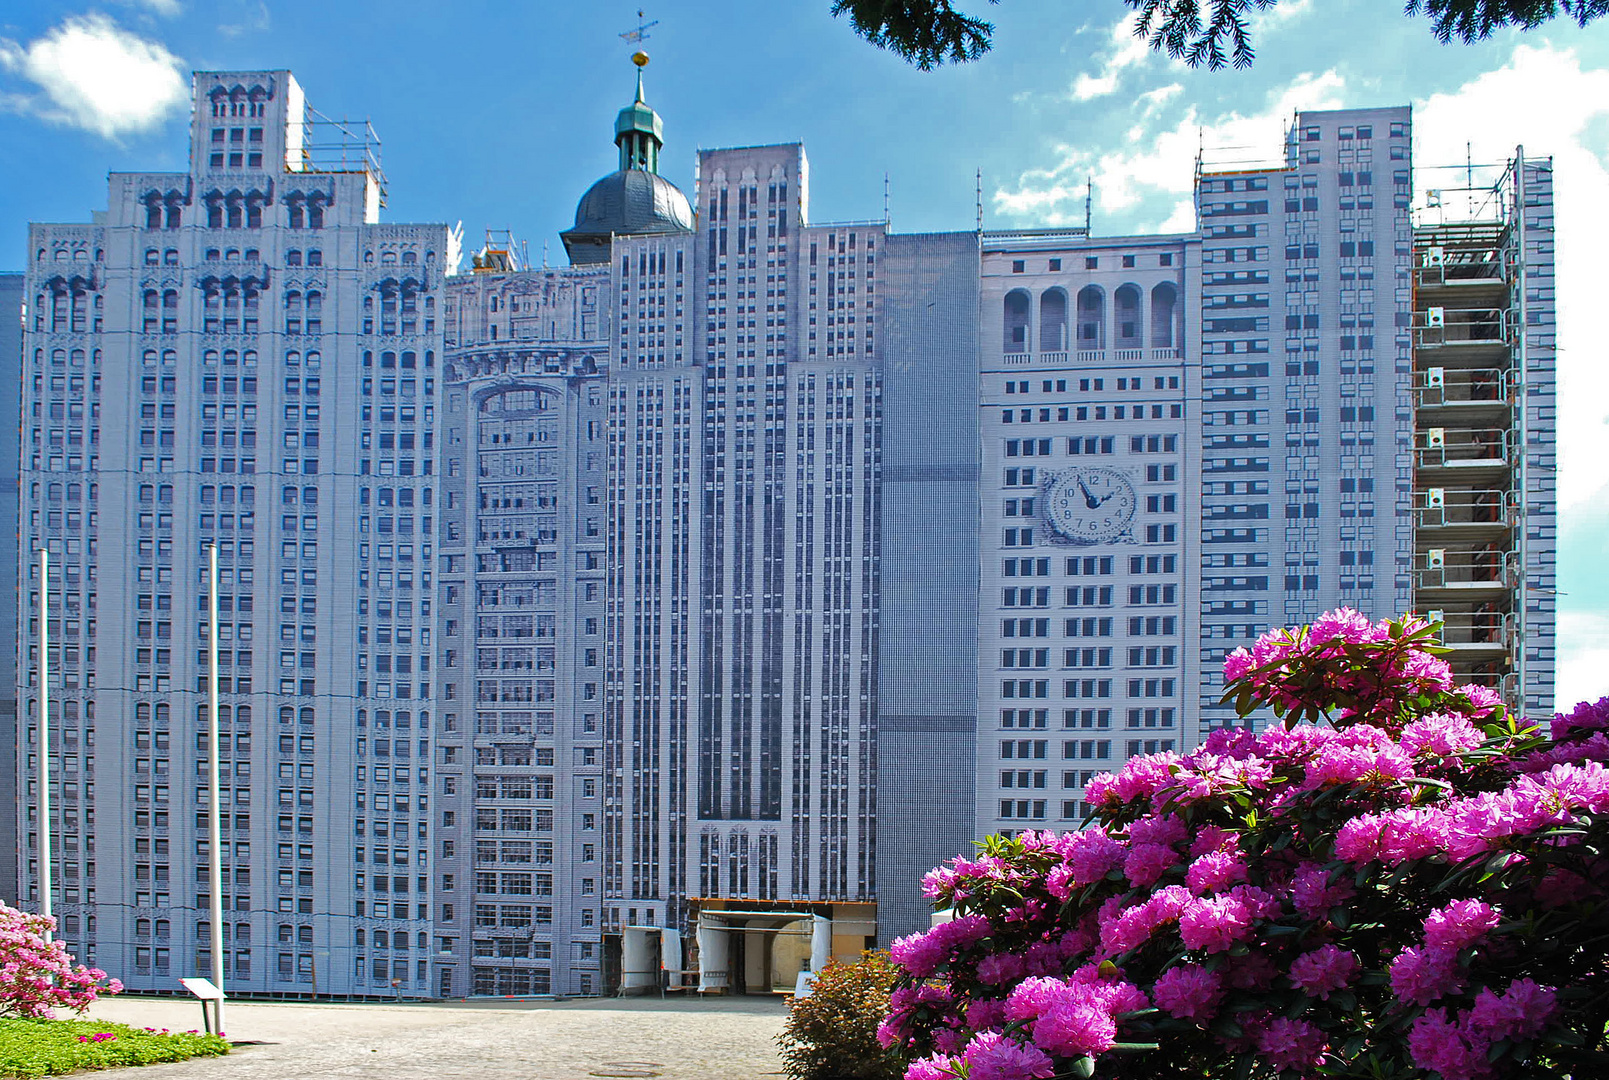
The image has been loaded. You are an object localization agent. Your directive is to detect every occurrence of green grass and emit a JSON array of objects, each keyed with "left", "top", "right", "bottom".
[{"left": 0, "top": 1017, "right": 229, "bottom": 1078}]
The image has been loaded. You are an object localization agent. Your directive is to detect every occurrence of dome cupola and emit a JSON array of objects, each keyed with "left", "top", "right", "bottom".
[{"left": 561, "top": 52, "right": 693, "bottom": 266}]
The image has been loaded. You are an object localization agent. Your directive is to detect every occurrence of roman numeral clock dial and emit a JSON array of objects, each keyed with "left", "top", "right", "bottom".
[{"left": 1046, "top": 467, "right": 1137, "bottom": 544}]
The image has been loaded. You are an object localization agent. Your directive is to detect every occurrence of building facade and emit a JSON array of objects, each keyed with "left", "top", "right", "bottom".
[
  {"left": 13, "top": 70, "right": 1555, "bottom": 998},
  {"left": 0, "top": 272, "right": 22, "bottom": 907},
  {"left": 18, "top": 70, "right": 449, "bottom": 995}
]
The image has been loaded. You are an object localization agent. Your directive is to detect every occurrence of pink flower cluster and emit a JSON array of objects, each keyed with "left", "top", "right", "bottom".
[
  {"left": 1336, "top": 760, "right": 1609, "bottom": 865},
  {"left": 1408, "top": 980, "right": 1557, "bottom": 1080},
  {"left": 886, "top": 613, "right": 1600, "bottom": 1080},
  {"left": 889, "top": 915, "right": 993, "bottom": 978},
  {"left": 77, "top": 1033, "right": 118, "bottom": 1044},
  {"left": 1221, "top": 608, "right": 1472, "bottom": 729},
  {"left": 0, "top": 903, "right": 121, "bottom": 1018}
]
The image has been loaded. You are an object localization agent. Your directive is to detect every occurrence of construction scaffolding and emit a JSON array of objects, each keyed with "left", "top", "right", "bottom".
[
  {"left": 1411, "top": 152, "right": 1556, "bottom": 714},
  {"left": 294, "top": 107, "right": 389, "bottom": 207}
]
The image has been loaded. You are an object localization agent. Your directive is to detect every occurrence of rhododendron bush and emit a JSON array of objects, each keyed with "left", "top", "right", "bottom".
[
  {"left": 0, "top": 903, "right": 120, "bottom": 1018},
  {"left": 883, "top": 611, "right": 1609, "bottom": 1080}
]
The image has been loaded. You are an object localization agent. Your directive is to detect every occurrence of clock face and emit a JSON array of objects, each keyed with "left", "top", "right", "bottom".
[{"left": 1046, "top": 467, "right": 1137, "bottom": 544}]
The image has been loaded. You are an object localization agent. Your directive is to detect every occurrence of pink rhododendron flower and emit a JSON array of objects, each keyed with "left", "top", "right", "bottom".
[
  {"left": 1290, "top": 863, "right": 1355, "bottom": 919},
  {"left": 1389, "top": 945, "right": 1464, "bottom": 1005},
  {"left": 1255, "top": 1017, "right": 1329, "bottom": 1074},
  {"left": 1123, "top": 843, "right": 1179, "bottom": 888},
  {"left": 1553, "top": 696, "right": 1609, "bottom": 741},
  {"left": 1059, "top": 831, "right": 1127, "bottom": 887},
  {"left": 1185, "top": 849, "right": 1248, "bottom": 894},
  {"left": 1423, "top": 899, "right": 1501, "bottom": 951},
  {"left": 1152, "top": 964, "right": 1223, "bottom": 1023},
  {"left": 904, "top": 1053, "right": 963, "bottom": 1080},
  {"left": 1287, "top": 945, "right": 1358, "bottom": 1000},
  {"left": 976, "top": 951, "right": 1027, "bottom": 986},
  {"left": 1400, "top": 713, "right": 1486, "bottom": 758},
  {"left": 1468, "top": 978, "right": 1556, "bottom": 1041},
  {"left": 895, "top": 621, "right": 1609, "bottom": 1080},
  {"left": 1408, "top": 1010, "right": 1493, "bottom": 1080},
  {"left": 962, "top": 1032, "right": 1056, "bottom": 1080},
  {"left": 1178, "top": 895, "right": 1253, "bottom": 953},
  {"left": 890, "top": 914, "right": 992, "bottom": 977},
  {"left": 1309, "top": 607, "right": 1381, "bottom": 644},
  {"left": 1030, "top": 999, "right": 1117, "bottom": 1059},
  {"left": 1127, "top": 814, "right": 1189, "bottom": 848}
]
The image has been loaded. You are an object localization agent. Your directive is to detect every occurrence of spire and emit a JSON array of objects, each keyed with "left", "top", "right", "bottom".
[{"left": 615, "top": 51, "right": 664, "bottom": 174}]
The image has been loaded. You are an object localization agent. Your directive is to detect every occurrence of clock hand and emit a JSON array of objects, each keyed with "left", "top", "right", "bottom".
[
  {"left": 1095, "top": 491, "right": 1116, "bottom": 506},
  {"left": 1077, "top": 478, "right": 1100, "bottom": 509}
]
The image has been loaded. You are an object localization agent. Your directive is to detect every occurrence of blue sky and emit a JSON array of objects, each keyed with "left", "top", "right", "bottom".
[{"left": 2, "top": 0, "right": 1607, "bottom": 706}]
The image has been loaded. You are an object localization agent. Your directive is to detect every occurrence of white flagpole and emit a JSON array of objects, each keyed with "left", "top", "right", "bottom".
[
  {"left": 37, "top": 549, "right": 51, "bottom": 941},
  {"left": 206, "top": 544, "right": 224, "bottom": 1028}
]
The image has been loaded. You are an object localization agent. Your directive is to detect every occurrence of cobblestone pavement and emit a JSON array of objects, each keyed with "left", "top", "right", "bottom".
[{"left": 83, "top": 994, "right": 791, "bottom": 1080}]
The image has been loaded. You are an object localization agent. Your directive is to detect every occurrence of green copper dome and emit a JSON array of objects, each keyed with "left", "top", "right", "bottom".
[{"left": 561, "top": 55, "right": 692, "bottom": 267}]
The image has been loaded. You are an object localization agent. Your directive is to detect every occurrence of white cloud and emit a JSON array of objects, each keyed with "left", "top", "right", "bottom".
[
  {"left": 218, "top": 1, "right": 272, "bottom": 38},
  {"left": 111, "top": 0, "right": 185, "bottom": 15},
  {"left": 0, "top": 14, "right": 186, "bottom": 139},
  {"left": 993, "top": 70, "right": 1345, "bottom": 230},
  {"left": 1414, "top": 43, "right": 1609, "bottom": 515},
  {"left": 1069, "top": 18, "right": 1158, "bottom": 101},
  {"left": 1555, "top": 610, "right": 1609, "bottom": 707},
  {"left": 1250, "top": 0, "right": 1317, "bottom": 33}
]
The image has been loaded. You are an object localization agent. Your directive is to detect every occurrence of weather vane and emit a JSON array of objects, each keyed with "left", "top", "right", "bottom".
[{"left": 619, "top": 8, "right": 658, "bottom": 46}]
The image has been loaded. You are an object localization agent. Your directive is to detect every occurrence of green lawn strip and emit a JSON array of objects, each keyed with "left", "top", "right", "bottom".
[{"left": 0, "top": 1017, "right": 229, "bottom": 1078}]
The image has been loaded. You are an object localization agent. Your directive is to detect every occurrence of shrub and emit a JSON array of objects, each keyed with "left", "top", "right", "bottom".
[
  {"left": 0, "top": 1017, "right": 228, "bottom": 1078},
  {"left": 780, "top": 950, "right": 905, "bottom": 1080},
  {"left": 883, "top": 610, "right": 1609, "bottom": 1080},
  {"left": 0, "top": 904, "right": 121, "bottom": 1018}
]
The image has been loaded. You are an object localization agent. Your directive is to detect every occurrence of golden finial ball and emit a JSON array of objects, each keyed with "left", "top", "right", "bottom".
[{"left": 632, "top": 50, "right": 650, "bottom": 67}]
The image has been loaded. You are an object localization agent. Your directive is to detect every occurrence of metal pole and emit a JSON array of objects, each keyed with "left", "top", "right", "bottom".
[
  {"left": 36, "top": 549, "right": 51, "bottom": 941},
  {"left": 207, "top": 544, "right": 225, "bottom": 1028},
  {"left": 1512, "top": 150, "right": 1529, "bottom": 720}
]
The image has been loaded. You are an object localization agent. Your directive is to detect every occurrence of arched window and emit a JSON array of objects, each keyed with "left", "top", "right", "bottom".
[
  {"left": 1115, "top": 284, "right": 1142, "bottom": 349},
  {"left": 306, "top": 198, "right": 324, "bottom": 230},
  {"left": 304, "top": 291, "right": 322, "bottom": 335},
  {"left": 1004, "top": 289, "right": 1031, "bottom": 354},
  {"left": 1040, "top": 288, "right": 1068, "bottom": 352},
  {"left": 284, "top": 290, "right": 302, "bottom": 335},
  {"left": 163, "top": 249, "right": 178, "bottom": 265},
  {"left": 142, "top": 289, "right": 160, "bottom": 334},
  {"left": 207, "top": 197, "right": 223, "bottom": 230},
  {"left": 1077, "top": 286, "right": 1105, "bottom": 350},
  {"left": 164, "top": 198, "right": 181, "bottom": 229},
  {"left": 144, "top": 248, "right": 159, "bottom": 265},
  {"left": 1151, "top": 283, "right": 1179, "bottom": 349},
  {"left": 226, "top": 196, "right": 243, "bottom": 230},
  {"left": 286, "top": 198, "right": 303, "bottom": 229},
  {"left": 203, "top": 289, "right": 221, "bottom": 333}
]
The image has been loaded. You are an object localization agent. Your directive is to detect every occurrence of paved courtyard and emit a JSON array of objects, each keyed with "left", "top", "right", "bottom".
[{"left": 82, "top": 994, "right": 791, "bottom": 1080}]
